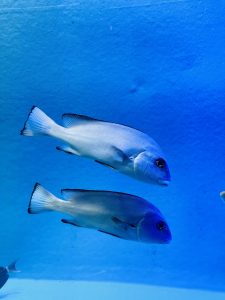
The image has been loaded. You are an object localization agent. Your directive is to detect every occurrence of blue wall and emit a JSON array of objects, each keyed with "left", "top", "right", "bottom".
[{"left": 1, "top": 0, "right": 225, "bottom": 291}]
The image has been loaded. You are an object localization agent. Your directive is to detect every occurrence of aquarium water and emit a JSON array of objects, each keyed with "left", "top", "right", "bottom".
[{"left": 0, "top": 0, "right": 225, "bottom": 299}]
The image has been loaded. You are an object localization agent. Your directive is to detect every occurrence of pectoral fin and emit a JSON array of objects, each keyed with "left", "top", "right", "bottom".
[
  {"left": 111, "top": 146, "right": 128, "bottom": 164},
  {"left": 95, "top": 146, "right": 127, "bottom": 169},
  {"left": 112, "top": 217, "right": 137, "bottom": 230},
  {"left": 61, "top": 219, "right": 83, "bottom": 227}
]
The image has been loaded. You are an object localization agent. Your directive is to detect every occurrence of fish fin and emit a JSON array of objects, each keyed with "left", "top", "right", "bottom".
[
  {"left": 7, "top": 261, "right": 20, "bottom": 273},
  {"left": 62, "top": 112, "right": 142, "bottom": 132},
  {"left": 95, "top": 160, "right": 115, "bottom": 169},
  {"left": 56, "top": 145, "right": 81, "bottom": 156},
  {"left": 62, "top": 113, "right": 102, "bottom": 128},
  {"left": 28, "top": 183, "right": 59, "bottom": 214},
  {"left": 95, "top": 147, "right": 127, "bottom": 168},
  {"left": 112, "top": 217, "right": 137, "bottom": 230},
  {"left": 61, "top": 189, "right": 132, "bottom": 201},
  {"left": 20, "top": 106, "right": 56, "bottom": 136},
  {"left": 61, "top": 189, "right": 85, "bottom": 200},
  {"left": 111, "top": 146, "right": 128, "bottom": 163},
  {"left": 98, "top": 230, "right": 121, "bottom": 239},
  {"left": 61, "top": 189, "right": 110, "bottom": 201},
  {"left": 61, "top": 189, "right": 140, "bottom": 202},
  {"left": 61, "top": 219, "right": 82, "bottom": 227}
]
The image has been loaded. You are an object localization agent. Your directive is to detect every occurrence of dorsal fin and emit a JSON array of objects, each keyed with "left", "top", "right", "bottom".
[
  {"left": 62, "top": 113, "right": 103, "bottom": 128},
  {"left": 61, "top": 189, "right": 125, "bottom": 201},
  {"left": 61, "top": 188, "right": 142, "bottom": 202},
  {"left": 61, "top": 189, "right": 87, "bottom": 200},
  {"left": 62, "top": 113, "right": 142, "bottom": 133}
]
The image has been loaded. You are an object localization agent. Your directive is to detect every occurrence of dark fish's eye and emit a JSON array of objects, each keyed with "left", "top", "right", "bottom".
[
  {"left": 156, "top": 221, "right": 166, "bottom": 231},
  {"left": 155, "top": 158, "right": 166, "bottom": 169}
]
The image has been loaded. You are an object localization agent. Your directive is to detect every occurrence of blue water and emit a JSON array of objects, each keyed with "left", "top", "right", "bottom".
[{"left": 1, "top": 0, "right": 225, "bottom": 298}]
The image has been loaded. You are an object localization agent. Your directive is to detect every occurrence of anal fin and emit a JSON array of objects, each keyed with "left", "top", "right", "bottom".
[
  {"left": 56, "top": 145, "right": 80, "bottom": 156},
  {"left": 98, "top": 230, "right": 121, "bottom": 239},
  {"left": 95, "top": 160, "right": 115, "bottom": 170},
  {"left": 61, "top": 219, "right": 83, "bottom": 227}
]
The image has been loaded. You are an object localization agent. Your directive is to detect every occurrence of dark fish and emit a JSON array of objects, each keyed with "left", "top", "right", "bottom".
[
  {"left": 28, "top": 183, "right": 172, "bottom": 244},
  {"left": 0, "top": 261, "right": 19, "bottom": 289}
]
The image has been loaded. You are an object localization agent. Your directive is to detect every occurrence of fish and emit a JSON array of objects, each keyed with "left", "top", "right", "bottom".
[
  {"left": 0, "top": 261, "right": 19, "bottom": 289},
  {"left": 28, "top": 183, "right": 172, "bottom": 244},
  {"left": 21, "top": 106, "right": 171, "bottom": 186},
  {"left": 220, "top": 191, "right": 225, "bottom": 201}
]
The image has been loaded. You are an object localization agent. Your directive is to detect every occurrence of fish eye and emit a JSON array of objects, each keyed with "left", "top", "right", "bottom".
[
  {"left": 155, "top": 158, "right": 166, "bottom": 169},
  {"left": 156, "top": 221, "right": 166, "bottom": 231}
]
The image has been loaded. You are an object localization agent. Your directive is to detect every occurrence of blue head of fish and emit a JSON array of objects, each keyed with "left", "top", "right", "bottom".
[
  {"left": 138, "top": 212, "right": 172, "bottom": 244},
  {"left": 134, "top": 150, "right": 171, "bottom": 186}
]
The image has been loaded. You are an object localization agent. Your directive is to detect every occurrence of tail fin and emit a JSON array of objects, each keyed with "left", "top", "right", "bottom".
[
  {"left": 7, "top": 261, "right": 20, "bottom": 273},
  {"left": 28, "top": 183, "right": 59, "bottom": 214},
  {"left": 21, "top": 106, "right": 56, "bottom": 136}
]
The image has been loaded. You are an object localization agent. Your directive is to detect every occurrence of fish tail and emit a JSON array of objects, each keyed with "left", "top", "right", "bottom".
[
  {"left": 7, "top": 260, "right": 20, "bottom": 273},
  {"left": 20, "top": 106, "right": 58, "bottom": 136},
  {"left": 28, "top": 183, "right": 62, "bottom": 214}
]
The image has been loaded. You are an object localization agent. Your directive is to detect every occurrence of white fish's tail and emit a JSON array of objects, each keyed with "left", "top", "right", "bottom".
[
  {"left": 7, "top": 261, "right": 20, "bottom": 273},
  {"left": 28, "top": 183, "right": 62, "bottom": 214},
  {"left": 20, "top": 106, "right": 58, "bottom": 136}
]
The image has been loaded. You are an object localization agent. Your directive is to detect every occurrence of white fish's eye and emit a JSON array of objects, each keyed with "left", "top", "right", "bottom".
[
  {"left": 155, "top": 158, "right": 166, "bottom": 169},
  {"left": 156, "top": 221, "right": 166, "bottom": 231}
]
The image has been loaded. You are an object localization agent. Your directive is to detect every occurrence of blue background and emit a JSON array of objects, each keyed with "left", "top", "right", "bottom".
[{"left": 0, "top": 0, "right": 225, "bottom": 292}]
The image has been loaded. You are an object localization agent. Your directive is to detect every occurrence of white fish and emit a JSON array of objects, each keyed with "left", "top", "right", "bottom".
[
  {"left": 28, "top": 183, "right": 172, "bottom": 244},
  {"left": 21, "top": 106, "right": 171, "bottom": 185}
]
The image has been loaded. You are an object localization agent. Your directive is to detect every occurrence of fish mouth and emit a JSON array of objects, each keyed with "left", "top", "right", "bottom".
[
  {"left": 162, "top": 238, "right": 172, "bottom": 244},
  {"left": 158, "top": 180, "right": 170, "bottom": 186},
  {"left": 161, "top": 233, "right": 172, "bottom": 244}
]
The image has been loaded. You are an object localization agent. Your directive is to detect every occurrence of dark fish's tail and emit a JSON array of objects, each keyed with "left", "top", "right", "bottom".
[
  {"left": 7, "top": 260, "right": 20, "bottom": 273},
  {"left": 28, "top": 183, "right": 59, "bottom": 214}
]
